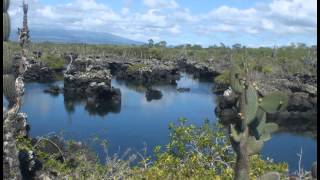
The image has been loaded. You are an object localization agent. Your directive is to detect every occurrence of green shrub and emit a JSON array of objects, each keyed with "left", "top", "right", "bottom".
[
  {"left": 40, "top": 54, "right": 65, "bottom": 69},
  {"left": 262, "top": 65, "right": 273, "bottom": 74},
  {"left": 127, "top": 63, "right": 148, "bottom": 73},
  {"left": 15, "top": 119, "right": 288, "bottom": 179},
  {"left": 214, "top": 70, "right": 230, "bottom": 85}
]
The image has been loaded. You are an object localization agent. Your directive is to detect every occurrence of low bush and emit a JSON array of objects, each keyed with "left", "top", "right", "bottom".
[
  {"left": 39, "top": 54, "right": 65, "bottom": 69},
  {"left": 15, "top": 119, "right": 288, "bottom": 179},
  {"left": 214, "top": 70, "right": 230, "bottom": 85}
]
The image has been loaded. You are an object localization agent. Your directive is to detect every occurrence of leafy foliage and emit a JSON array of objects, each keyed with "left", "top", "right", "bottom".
[
  {"left": 127, "top": 63, "right": 148, "bottom": 73},
  {"left": 15, "top": 119, "right": 288, "bottom": 179},
  {"left": 214, "top": 70, "right": 230, "bottom": 85},
  {"left": 39, "top": 53, "right": 65, "bottom": 69},
  {"left": 4, "top": 41, "right": 317, "bottom": 75}
]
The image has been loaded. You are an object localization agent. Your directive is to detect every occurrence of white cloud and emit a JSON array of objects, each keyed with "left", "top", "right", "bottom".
[
  {"left": 37, "top": 6, "right": 56, "bottom": 19},
  {"left": 198, "top": 0, "right": 316, "bottom": 36},
  {"left": 8, "top": 0, "right": 316, "bottom": 45},
  {"left": 121, "top": 8, "right": 130, "bottom": 15},
  {"left": 245, "top": 27, "right": 259, "bottom": 34},
  {"left": 261, "top": 19, "right": 274, "bottom": 30},
  {"left": 168, "top": 25, "right": 181, "bottom": 34},
  {"left": 139, "top": 9, "right": 167, "bottom": 27},
  {"left": 143, "top": 0, "right": 179, "bottom": 9}
]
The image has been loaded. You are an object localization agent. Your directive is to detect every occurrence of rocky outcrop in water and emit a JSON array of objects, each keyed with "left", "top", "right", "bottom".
[
  {"left": 43, "top": 85, "right": 63, "bottom": 95},
  {"left": 64, "top": 59, "right": 121, "bottom": 107},
  {"left": 145, "top": 88, "right": 163, "bottom": 101},
  {"left": 177, "top": 87, "right": 190, "bottom": 92},
  {"left": 13, "top": 57, "right": 55, "bottom": 83},
  {"left": 116, "top": 59, "right": 180, "bottom": 86}
]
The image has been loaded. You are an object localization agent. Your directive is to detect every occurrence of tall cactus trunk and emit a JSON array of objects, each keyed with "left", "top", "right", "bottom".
[{"left": 234, "top": 127, "right": 249, "bottom": 180}]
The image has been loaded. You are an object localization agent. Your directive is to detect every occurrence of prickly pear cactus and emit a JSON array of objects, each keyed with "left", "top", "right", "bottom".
[
  {"left": 229, "top": 61, "right": 288, "bottom": 180},
  {"left": 3, "top": 0, "right": 10, "bottom": 12},
  {"left": 3, "top": 0, "right": 10, "bottom": 41}
]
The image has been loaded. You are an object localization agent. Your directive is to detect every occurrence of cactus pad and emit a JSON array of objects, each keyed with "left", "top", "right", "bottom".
[
  {"left": 3, "top": 12, "right": 10, "bottom": 41},
  {"left": 259, "top": 91, "right": 288, "bottom": 113},
  {"left": 3, "top": 0, "right": 10, "bottom": 12},
  {"left": 251, "top": 108, "right": 267, "bottom": 139},
  {"left": 240, "top": 84, "right": 258, "bottom": 125},
  {"left": 264, "top": 123, "right": 279, "bottom": 134},
  {"left": 259, "top": 132, "right": 271, "bottom": 141},
  {"left": 247, "top": 136, "right": 263, "bottom": 155},
  {"left": 230, "top": 65, "right": 244, "bottom": 94}
]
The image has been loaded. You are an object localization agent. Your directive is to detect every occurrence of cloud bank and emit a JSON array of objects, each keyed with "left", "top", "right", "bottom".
[{"left": 8, "top": 0, "right": 317, "bottom": 46}]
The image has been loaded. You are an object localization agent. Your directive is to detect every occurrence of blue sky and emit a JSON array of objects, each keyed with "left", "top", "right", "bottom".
[{"left": 9, "top": 0, "right": 317, "bottom": 47}]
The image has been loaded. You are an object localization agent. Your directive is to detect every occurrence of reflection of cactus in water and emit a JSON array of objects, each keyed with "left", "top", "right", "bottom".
[
  {"left": 3, "top": 0, "right": 10, "bottom": 41},
  {"left": 229, "top": 58, "right": 288, "bottom": 180}
]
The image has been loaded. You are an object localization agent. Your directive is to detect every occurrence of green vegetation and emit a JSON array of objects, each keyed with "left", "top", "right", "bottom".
[
  {"left": 127, "top": 63, "right": 148, "bottom": 73},
  {"left": 262, "top": 65, "right": 273, "bottom": 75},
  {"left": 214, "top": 69, "right": 230, "bottom": 85},
  {"left": 4, "top": 41, "right": 316, "bottom": 76},
  {"left": 229, "top": 58, "right": 289, "bottom": 179},
  {"left": 39, "top": 53, "right": 65, "bottom": 69},
  {"left": 16, "top": 119, "right": 288, "bottom": 179}
]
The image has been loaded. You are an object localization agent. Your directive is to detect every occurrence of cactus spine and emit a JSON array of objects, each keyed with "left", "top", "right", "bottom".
[
  {"left": 229, "top": 58, "right": 288, "bottom": 180},
  {"left": 3, "top": 0, "right": 10, "bottom": 41}
]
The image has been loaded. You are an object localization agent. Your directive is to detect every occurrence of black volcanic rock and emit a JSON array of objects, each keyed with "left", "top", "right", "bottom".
[
  {"left": 145, "top": 88, "right": 163, "bottom": 101},
  {"left": 177, "top": 87, "right": 190, "bottom": 92}
]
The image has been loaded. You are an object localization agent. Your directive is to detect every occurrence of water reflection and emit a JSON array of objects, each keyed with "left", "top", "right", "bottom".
[{"left": 63, "top": 95, "right": 121, "bottom": 117}]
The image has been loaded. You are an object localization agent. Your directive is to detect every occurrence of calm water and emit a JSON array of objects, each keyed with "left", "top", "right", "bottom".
[{"left": 7, "top": 73, "right": 316, "bottom": 172}]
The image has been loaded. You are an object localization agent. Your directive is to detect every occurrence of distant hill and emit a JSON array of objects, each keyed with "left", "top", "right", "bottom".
[{"left": 9, "top": 28, "right": 144, "bottom": 45}]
